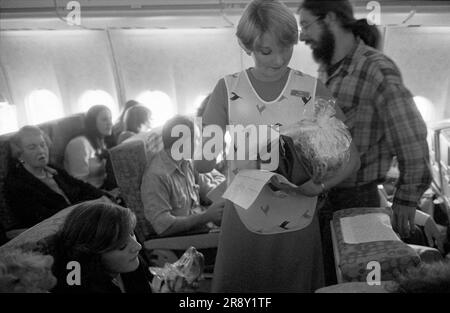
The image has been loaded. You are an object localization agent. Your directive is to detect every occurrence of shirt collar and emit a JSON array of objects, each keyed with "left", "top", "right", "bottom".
[{"left": 160, "top": 149, "right": 189, "bottom": 175}]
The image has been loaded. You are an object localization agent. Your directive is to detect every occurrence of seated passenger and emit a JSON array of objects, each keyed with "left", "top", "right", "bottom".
[
  {"left": 49, "top": 201, "right": 186, "bottom": 293},
  {"left": 107, "top": 99, "right": 141, "bottom": 147},
  {"left": 117, "top": 104, "right": 152, "bottom": 144},
  {"left": 5, "top": 126, "right": 106, "bottom": 228},
  {"left": 141, "top": 115, "right": 225, "bottom": 237},
  {"left": 64, "top": 105, "right": 115, "bottom": 190},
  {"left": 49, "top": 202, "right": 151, "bottom": 293}
]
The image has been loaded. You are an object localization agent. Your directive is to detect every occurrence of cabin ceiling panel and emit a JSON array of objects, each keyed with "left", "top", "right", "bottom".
[{"left": 2, "top": 0, "right": 450, "bottom": 28}]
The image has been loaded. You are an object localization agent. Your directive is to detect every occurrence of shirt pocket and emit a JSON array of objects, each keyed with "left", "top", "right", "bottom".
[{"left": 170, "top": 190, "right": 190, "bottom": 215}]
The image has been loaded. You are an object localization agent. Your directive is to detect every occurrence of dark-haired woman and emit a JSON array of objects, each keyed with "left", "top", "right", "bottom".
[
  {"left": 50, "top": 202, "right": 152, "bottom": 293},
  {"left": 64, "top": 105, "right": 114, "bottom": 189},
  {"left": 49, "top": 202, "right": 188, "bottom": 293}
]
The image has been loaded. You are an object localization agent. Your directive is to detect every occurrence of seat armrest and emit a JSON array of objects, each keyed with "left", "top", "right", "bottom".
[
  {"left": 6, "top": 228, "right": 28, "bottom": 240},
  {"left": 144, "top": 232, "right": 220, "bottom": 251}
]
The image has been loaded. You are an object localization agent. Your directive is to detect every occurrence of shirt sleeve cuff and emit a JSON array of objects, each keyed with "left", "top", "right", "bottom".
[{"left": 151, "top": 212, "right": 177, "bottom": 235}]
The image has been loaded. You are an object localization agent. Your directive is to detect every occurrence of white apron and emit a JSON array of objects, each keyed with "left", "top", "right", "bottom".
[{"left": 224, "top": 69, "right": 318, "bottom": 235}]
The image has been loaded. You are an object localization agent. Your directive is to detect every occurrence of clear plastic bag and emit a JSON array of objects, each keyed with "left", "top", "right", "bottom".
[
  {"left": 281, "top": 97, "right": 352, "bottom": 184},
  {"left": 149, "top": 247, "right": 205, "bottom": 290}
]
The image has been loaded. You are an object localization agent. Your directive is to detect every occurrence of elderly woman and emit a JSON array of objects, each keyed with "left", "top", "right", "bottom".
[{"left": 5, "top": 126, "right": 105, "bottom": 228}]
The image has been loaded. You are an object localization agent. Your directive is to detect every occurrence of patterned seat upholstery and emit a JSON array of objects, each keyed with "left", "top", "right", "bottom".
[
  {"left": 109, "top": 128, "right": 164, "bottom": 242},
  {"left": 331, "top": 207, "right": 421, "bottom": 283}
]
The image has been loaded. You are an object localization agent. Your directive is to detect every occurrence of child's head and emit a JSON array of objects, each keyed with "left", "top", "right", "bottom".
[{"left": 0, "top": 247, "right": 56, "bottom": 293}]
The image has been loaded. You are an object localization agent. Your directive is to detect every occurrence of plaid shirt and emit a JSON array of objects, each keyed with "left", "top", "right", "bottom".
[{"left": 319, "top": 39, "right": 431, "bottom": 210}]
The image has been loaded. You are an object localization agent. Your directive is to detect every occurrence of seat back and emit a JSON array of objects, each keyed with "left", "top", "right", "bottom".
[
  {"left": 331, "top": 207, "right": 421, "bottom": 283},
  {"left": 109, "top": 128, "right": 163, "bottom": 242},
  {"left": 48, "top": 113, "right": 85, "bottom": 168},
  {"left": 0, "top": 133, "right": 16, "bottom": 230}
]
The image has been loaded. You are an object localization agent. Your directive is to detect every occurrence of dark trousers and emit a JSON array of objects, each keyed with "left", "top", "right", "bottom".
[{"left": 319, "top": 182, "right": 381, "bottom": 286}]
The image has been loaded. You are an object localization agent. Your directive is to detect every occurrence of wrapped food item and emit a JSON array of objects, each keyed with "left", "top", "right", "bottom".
[
  {"left": 149, "top": 247, "right": 205, "bottom": 290},
  {"left": 279, "top": 97, "right": 352, "bottom": 184}
]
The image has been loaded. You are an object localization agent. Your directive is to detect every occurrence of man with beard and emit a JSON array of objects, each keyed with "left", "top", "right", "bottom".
[{"left": 297, "top": 0, "right": 432, "bottom": 285}]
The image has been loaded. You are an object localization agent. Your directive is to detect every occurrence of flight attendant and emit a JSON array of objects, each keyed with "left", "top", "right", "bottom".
[{"left": 197, "top": 0, "right": 360, "bottom": 292}]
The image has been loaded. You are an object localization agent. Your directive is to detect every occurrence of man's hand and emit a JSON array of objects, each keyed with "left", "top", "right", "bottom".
[
  {"left": 392, "top": 204, "right": 416, "bottom": 238},
  {"left": 205, "top": 199, "right": 226, "bottom": 225},
  {"left": 424, "top": 217, "right": 446, "bottom": 253}
]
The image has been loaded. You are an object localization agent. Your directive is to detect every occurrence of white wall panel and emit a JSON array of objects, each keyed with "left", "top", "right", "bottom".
[
  {"left": 109, "top": 28, "right": 242, "bottom": 115},
  {"left": 0, "top": 30, "right": 118, "bottom": 126},
  {"left": 384, "top": 27, "right": 450, "bottom": 122}
]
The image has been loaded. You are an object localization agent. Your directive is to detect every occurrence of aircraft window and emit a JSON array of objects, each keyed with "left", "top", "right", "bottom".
[
  {"left": 26, "top": 89, "right": 63, "bottom": 125},
  {"left": 136, "top": 90, "right": 175, "bottom": 128},
  {"left": 0, "top": 100, "right": 18, "bottom": 135},
  {"left": 414, "top": 96, "right": 435, "bottom": 123},
  {"left": 79, "top": 90, "right": 119, "bottom": 120}
]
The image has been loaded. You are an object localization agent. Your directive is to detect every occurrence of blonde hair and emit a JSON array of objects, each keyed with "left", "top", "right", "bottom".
[{"left": 237, "top": 0, "right": 298, "bottom": 51}]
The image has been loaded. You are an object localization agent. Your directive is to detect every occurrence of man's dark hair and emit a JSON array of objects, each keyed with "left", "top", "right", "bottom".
[
  {"left": 162, "top": 115, "right": 195, "bottom": 150},
  {"left": 298, "top": 0, "right": 381, "bottom": 49}
]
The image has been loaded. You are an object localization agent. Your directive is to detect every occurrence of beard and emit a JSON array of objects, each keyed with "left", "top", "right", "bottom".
[{"left": 311, "top": 23, "right": 335, "bottom": 68}]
